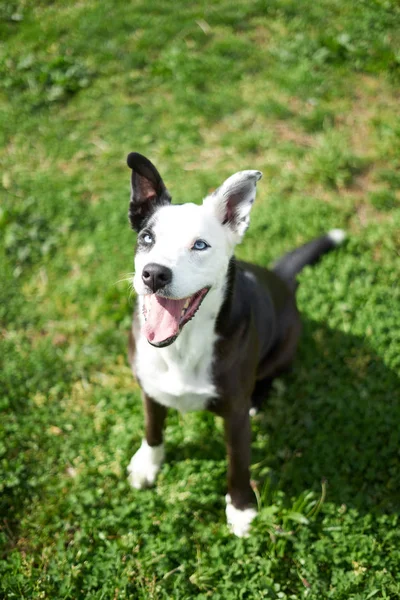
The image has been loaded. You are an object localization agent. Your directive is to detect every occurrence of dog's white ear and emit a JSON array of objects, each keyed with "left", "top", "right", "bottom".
[
  {"left": 127, "top": 152, "right": 171, "bottom": 232},
  {"left": 204, "top": 170, "right": 262, "bottom": 240}
]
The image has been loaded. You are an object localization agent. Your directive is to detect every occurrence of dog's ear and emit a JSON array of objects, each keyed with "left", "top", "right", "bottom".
[
  {"left": 204, "top": 170, "right": 262, "bottom": 241},
  {"left": 127, "top": 152, "right": 171, "bottom": 231}
]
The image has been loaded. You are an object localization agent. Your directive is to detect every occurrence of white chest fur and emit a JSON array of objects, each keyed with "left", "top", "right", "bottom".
[{"left": 134, "top": 294, "right": 220, "bottom": 413}]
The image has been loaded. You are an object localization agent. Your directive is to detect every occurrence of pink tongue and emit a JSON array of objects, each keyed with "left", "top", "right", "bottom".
[{"left": 143, "top": 295, "right": 187, "bottom": 344}]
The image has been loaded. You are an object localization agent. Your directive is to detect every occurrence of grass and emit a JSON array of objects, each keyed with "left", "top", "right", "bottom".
[{"left": 1, "top": 0, "right": 400, "bottom": 597}]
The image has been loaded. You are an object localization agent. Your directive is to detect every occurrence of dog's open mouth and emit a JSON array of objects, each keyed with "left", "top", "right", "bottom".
[{"left": 142, "top": 287, "right": 210, "bottom": 347}]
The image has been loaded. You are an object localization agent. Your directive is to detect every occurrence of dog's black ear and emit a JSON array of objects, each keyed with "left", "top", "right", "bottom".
[
  {"left": 204, "top": 170, "right": 262, "bottom": 242},
  {"left": 127, "top": 152, "right": 171, "bottom": 232}
]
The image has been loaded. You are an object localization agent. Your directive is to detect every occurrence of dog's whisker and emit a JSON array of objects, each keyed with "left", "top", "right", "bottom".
[{"left": 114, "top": 273, "right": 135, "bottom": 286}]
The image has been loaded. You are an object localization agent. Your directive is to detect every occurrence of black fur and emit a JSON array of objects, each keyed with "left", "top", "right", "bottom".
[
  {"left": 127, "top": 152, "right": 171, "bottom": 232},
  {"left": 273, "top": 234, "right": 338, "bottom": 291}
]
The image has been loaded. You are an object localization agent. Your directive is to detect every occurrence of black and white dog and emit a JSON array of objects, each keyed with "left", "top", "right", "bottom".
[{"left": 126, "top": 152, "right": 345, "bottom": 536}]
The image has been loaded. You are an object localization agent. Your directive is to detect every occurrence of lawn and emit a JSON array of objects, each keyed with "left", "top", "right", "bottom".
[{"left": 1, "top": 0, "right": 400, "bottom": 598}]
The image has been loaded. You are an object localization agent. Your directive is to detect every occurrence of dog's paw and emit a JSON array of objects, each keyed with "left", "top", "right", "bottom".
[
  {"left": 225, "top": 494, "right": 257, "bottom": 537},
  {"left": 127, "top": 440, "right": 165, "bottom": 489}
]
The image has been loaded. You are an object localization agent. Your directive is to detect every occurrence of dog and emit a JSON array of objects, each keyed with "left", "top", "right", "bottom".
[{"left": 125, "top": 152, "right": 345, "bottom": 536}]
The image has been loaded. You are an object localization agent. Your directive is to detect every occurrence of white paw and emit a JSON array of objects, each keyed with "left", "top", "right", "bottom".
[
  {"left": 127, "top": 440, "right": 165, "bottom": 489},
  {"left": 225, "top": 494, "right": 257, "bottom": 537}
]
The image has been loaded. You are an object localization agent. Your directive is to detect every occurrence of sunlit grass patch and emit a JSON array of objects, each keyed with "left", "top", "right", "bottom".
[{"left": 304, "top": 132, "right": 369, "bottom": 189}]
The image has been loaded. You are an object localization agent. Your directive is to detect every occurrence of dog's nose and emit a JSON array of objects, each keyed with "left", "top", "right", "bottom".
[{"left": 142, "top": 263, "right": 172, "bottom": 293}]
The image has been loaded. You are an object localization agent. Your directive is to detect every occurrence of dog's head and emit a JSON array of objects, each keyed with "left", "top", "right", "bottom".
[{"left": 127, "top": 152, "right": 262, "bottom": 348}]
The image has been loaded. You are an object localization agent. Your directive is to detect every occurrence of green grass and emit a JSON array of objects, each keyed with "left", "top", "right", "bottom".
[{"left": 1, "top": 0, "right": 400, "bottom": 597}]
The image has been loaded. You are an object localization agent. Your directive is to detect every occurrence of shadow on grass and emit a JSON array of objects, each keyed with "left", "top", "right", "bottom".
[
  {"left": 255, "top": 317, "right": 400, "bottom": 514},
  {"left": 167, "top": 317, "right": 400, "bottom": 515}
]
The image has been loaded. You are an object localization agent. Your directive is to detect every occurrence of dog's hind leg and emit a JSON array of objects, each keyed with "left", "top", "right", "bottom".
[
  {"left": 127, "top": 393, "right": 167, "bottom": 489},
  {"left": 251, "top": 315, "right": 302, "bottom": 417},
  {"left": 250, "top": 377, "right": 273, "bottom": 416}
]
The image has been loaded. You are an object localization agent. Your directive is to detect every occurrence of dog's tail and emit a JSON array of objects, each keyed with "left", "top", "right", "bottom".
[{"left": 273, "top": 229, "right": 346, "bottom": 290}]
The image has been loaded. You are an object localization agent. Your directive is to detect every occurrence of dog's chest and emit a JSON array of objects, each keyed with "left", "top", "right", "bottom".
[{"left": 135, "top": 320, "right": 218, "bottom": 413}]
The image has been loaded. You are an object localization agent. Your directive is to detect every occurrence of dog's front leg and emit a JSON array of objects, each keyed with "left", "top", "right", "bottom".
[
  {"left": 224, "top": 408, "right": 257, "bottom": 537},
  {"left": 127, "top": 393, "right": 167, "bottom": 489}
]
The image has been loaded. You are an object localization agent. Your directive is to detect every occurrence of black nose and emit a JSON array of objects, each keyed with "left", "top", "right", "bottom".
[{"left": 142, "top": 263, "right": 173, "bottom": 293}]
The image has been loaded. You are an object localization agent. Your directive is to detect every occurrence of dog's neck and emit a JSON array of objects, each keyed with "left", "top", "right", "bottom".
[{"left": 215, "top": 257, "right": 237, "bottom": 337}]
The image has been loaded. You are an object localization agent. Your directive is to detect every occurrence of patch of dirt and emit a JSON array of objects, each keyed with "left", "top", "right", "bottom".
[{"left": 273, "top": 121, "right": 315, "bottom": 147}]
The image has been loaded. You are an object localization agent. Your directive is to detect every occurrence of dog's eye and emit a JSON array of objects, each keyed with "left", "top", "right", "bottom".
[
  {"left": 192, "top": 239, "right": 209, "bottom": 251},
  {"left": 142, "top": 232, "right": 153, "bottom": 245}
]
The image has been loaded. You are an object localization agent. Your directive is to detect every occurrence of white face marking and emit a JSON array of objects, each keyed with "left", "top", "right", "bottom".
[
  {"left": 133, "top": 169, "right": 262, "bottom": 303},
  {"left": 133, "top": 202, "right": 234, "bottom": 300}
]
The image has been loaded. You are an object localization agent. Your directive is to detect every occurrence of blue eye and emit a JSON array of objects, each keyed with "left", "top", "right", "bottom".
[
  {"left": 142, "top": 232, "right": 153, "bottom": 245},
  {"left": 192, "top": 239, "right": 209, "bottom": 251}
]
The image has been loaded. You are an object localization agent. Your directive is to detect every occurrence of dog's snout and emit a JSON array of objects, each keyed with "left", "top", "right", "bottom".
[{"left": 142, "top": 263, "right": 172, "bottom": 293}]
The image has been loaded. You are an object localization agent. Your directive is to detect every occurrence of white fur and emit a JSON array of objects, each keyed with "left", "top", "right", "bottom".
[
  {"left": 134, "top": 289, "right": 221, "bottom": 412},
  {"left": 127, "top": 440, "right": 165, "bottom": 489},
  {"left": 328, "top": 228, "right": 346, "bottom": 246},
  {"left": 225, "top": 494, "right": 257, "bottom": 537},
  {"left": 133, "top": 203, "right": 235, "bottom": 301}
]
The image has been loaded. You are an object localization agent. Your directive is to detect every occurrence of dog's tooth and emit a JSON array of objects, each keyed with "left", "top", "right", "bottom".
[{"left": 184, "top": 298, "right": 190, "bottom": 309}]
